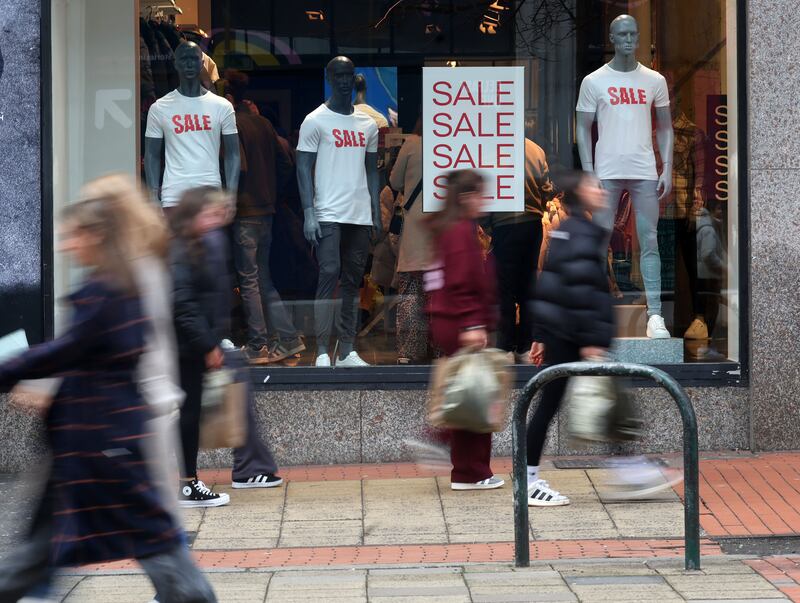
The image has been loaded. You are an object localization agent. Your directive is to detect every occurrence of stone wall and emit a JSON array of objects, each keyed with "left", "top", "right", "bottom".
[
  {"left": 747, "top": 1, "right": 800, "bottom": 450},
  {"left": 0, "top": 0, "right": 43, "bottom": 343}
]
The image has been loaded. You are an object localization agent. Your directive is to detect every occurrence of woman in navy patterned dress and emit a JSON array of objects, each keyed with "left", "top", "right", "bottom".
[{"left": 0, "top": 197, "right": 216, "bottom": 602}]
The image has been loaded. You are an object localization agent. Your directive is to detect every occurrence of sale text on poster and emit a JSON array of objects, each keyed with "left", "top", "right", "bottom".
[{"left": 422, "top": 66, "right": 524, "bottom": 212}]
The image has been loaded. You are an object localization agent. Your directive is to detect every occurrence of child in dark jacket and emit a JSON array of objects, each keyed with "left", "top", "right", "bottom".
[
  {"left": 424, "top": 170, "right": 504, "bottom": 491},
  {"left": 527, "top": 170, "right": 614, "bottom": 507}
]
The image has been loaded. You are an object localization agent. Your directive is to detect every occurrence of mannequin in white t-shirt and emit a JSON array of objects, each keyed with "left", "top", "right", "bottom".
[
  {"left": 576, "top": 14, "right": 674, "bottom": 340},
  {"left": 296, "top": 56, "right": 380, "bottom": 368},
  {"left": 144, "top": 41, "right": 240, "bottom": 209}
]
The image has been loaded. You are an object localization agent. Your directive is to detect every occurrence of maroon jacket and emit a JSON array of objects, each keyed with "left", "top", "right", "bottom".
[{"left": 426, "top": 219, "right": 498, "bottom": 331}]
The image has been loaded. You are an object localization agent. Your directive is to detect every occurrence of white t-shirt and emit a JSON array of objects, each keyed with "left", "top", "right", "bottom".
[
  {"left": 576, "top": 63, "right": 670, "bottom": 181},
  {"left": 145, "top": 89, "right": 238, "bottom": 207},
  {"left": 297, "top": 104, "right": 379, "bottom": 225}
]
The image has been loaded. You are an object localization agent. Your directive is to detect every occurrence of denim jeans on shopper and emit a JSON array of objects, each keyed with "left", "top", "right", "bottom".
[
  {"left": 233, "top": 216, "right": 298, "bottom": 348},
  {"left": 594, "top": 179, "right": 662, "bottom": 317}
]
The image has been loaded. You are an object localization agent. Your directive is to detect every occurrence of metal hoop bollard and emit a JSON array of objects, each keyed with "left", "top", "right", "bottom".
[{"left": 512, "top": 361, "right": 700, "bottom": 570}]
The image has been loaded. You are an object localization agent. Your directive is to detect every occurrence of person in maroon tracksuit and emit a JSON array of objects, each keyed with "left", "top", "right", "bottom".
[{"left": 424, "top": 170, "right": 505, "bottom": 491}]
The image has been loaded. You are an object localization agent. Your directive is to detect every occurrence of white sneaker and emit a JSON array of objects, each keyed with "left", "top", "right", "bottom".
[
  {"left": 451, "top": 476, "right": 505, "bottom": 490},
  {"left": 527, "top": 479, "right": 570, "bottom": 506},
  {"left": 336, "top": 351, "right": 370, "bottom": 368},
  {"left": 646, "top": 315, "right": 670, "bottom": 339},
  {"left": 315, "top": 353, "right": 332, "bottom": 367}
]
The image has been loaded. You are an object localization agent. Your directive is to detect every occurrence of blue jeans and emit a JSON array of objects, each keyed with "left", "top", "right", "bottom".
[
  {"left": 233, "top": 216, "right": 298, "bottom": 348},
  {"left": 595, "top": 179, "right": 662, "bottom": 317}
]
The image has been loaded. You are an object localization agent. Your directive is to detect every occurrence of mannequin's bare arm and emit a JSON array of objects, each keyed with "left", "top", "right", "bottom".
[
  {"left": 296, "top": 150, "right": 322, "bottom": 245},
  {"left": 222, "top": 133, "right": 241, "bottom": 196},
  {"left": 655, "top": 105, "right": 674, "bottom": 201},
  {"left": 143, "top": 136, "right": 164, "bottom": 205},
  {"left": 576, "top": 111, "right": 596, "bottom": 174},
  {"left": 366, "top": 151, "right": 380, "bottom": 238}
]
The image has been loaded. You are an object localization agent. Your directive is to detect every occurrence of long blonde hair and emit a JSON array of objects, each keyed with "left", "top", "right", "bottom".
[
  {"left": 61, "top": 196, "right": 139, "bottom": 294},
  {"left": 78, "top": 173, "right": 169, "bottom": 259}
]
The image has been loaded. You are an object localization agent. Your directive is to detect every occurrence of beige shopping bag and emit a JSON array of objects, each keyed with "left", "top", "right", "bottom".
[{"left": 199, "top": 368, "right": 247, "bottom": 449}]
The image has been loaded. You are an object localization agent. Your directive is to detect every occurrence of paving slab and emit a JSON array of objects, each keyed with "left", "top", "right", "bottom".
[
  {"left": 283, "top": 480, "right": 362, "bottom": 521},
  {"left": 278, "top": 518, "right": 363, "bottom": 547},
  {"left": 552, "top": 560, "right": 657, "bottom": 576},
  {"left": 62, "top": 575, "right": 154, "bottom": 603},
  {"left": 566, "top": 583, "right": 683, "bottom": 602},
  {"left": 363, "top": 478, "right": 447, "bottom": 544},
  {"left": 663, "top": 572, "right": 788, "bottom": 600},
  {"left": 604, "top": 501, "right": 685, "bottom": 538},
  {"left": 647, "top": 557, "right": 759, "bottom": 576}
]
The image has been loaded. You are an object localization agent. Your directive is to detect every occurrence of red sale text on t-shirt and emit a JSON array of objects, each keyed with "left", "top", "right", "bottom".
[
  {"left": 332, "top": 129, "right": 367, "bottom": 148},
  {"left": 607, "top": 87, "right": 647, "bottom": 106},
  {"left": 172, "top": 114, "right": 213, "bottom": 133}
]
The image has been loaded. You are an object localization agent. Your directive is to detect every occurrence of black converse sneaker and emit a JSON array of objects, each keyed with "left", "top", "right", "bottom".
[
  {"left": 231, "top": 474, "right": 284, "bottom": 489},
  {"left": 179, "top": 479, "right": 230, "bottom": 508}
]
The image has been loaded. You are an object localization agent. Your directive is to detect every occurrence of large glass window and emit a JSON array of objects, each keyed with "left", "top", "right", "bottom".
[{"left": 52, "top": 0, "right": 740, "bottom": 368}]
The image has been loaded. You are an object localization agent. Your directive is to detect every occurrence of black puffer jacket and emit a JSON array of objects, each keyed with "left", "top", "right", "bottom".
[
  {"left": 531, "top": 215, "right": 615, "bottom": 348},
  {"left": 170, "top": 237, "right": 223, "bottom": 358}
]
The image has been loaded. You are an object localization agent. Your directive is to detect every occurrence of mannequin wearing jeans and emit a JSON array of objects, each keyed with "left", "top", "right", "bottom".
[
  {"left": 576, "top": 14, "right": 674, "bottom": 339},
  {"left": 296, "top": 56, "right": 381, "bottom": 367}
]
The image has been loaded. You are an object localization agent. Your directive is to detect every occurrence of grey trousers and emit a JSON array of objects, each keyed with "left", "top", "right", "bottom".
[
  {"left": 595, "top": 179, "right": 663, "bottom": 317},
  {"left": 225, "top": 349, "right": 278, "bottom": 481},
  {"left": 315, "top": 222, "right": 372, "bottom": 347}
]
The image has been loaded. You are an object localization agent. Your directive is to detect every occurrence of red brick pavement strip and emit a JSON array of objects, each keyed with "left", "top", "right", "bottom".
[
  {"left": 746, "top": 557, "right": 800, "bottom": 603},
  {"left": 77, "top": 539, "right": 722, "bottom": 573}
]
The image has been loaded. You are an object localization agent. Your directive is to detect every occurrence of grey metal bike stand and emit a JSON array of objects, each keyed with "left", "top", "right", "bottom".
[{"left": 511, "top": 361, "right": 700, "bottom": 570}]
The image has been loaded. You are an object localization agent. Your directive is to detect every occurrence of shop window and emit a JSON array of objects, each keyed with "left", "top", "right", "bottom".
[{"left": 52, "top": 0, "right": 741, "bottom": 369}]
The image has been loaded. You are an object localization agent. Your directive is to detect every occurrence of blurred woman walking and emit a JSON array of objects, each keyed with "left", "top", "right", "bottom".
[
  {"left": 424, "top": 169, "right": 504, "bottom": 491},
  {"left": 0, "top": 194, "right": 216, "bottom": 602}
]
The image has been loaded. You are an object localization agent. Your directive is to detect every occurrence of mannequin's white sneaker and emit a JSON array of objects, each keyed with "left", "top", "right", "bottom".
[
  {"left": 336, "top": 351, "right": 370, "bottom": 368},
  {"left": 683, "top": 318, "right": 709, "bottom": 340},
  {"left": 646, "top": 315, "right": 670, "bottom": 339},
  {"left": 315, "top": 353, "right": 332, "bottom": 367}
]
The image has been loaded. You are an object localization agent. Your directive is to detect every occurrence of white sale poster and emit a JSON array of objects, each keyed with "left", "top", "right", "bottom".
[{"left": 422, "top": 66, "right": 524, "bottom": 212}]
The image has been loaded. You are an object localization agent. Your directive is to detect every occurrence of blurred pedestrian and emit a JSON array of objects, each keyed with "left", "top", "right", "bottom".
[
  {"left": 79, "top": 174, "right": 186, "bottom": 522},
  {"left": 168, "top": 188, "right": 232, "bottom": 508},
  {"left": 169, "top": 188, "right": 283, "bottom": 506},
  {"left": 527, "top": 170, "right": 613, "bottom": 506},
  {"left": 423, "top": 170, "right": 504, "bottom": 490},
  {"left": 0, "top": 195, "right": 216, "bottom": 602}
]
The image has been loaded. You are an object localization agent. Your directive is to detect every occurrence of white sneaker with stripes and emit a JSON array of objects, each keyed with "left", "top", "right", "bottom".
[
  {"left": 232, "top": 474, "right": 284, "bottom": 489},
  {"left": 527, "top": 479, "right": 570, "bottom": 506}
]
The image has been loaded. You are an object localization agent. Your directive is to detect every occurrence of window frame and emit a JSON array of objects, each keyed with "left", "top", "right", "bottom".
[{"left": 39, "top": 0, "right": 750, "bottom": 391}]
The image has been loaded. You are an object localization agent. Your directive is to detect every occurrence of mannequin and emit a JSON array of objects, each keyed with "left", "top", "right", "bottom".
[
  {"left": 354, "top": 73, "right": 389, "bottom": 129},
  {"left": 144, "top": 41, "right": 240, "bottom": 209},
  {"left": 297, "top": 56, "right": 380, "bottom": 367},
  {"left": 576, "top": 14, "right": 674, "bottom": 339}
]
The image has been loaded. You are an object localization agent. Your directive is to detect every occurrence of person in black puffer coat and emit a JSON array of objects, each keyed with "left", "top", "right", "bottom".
[{"left": 525, "top": 169, "right": 614, "bottom": 508}]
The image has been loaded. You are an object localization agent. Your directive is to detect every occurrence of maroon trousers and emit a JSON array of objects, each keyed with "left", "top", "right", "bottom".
[{"left": 430, "top": 316, "right": 494, "bottom": 484}]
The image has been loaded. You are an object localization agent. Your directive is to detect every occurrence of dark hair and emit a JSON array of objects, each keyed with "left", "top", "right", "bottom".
[
  {"left": 354, "top": 73, "right": 367, "bottom": 93},
  {"left": 168, "top": 187, "right": 219, "bottom": 263},
  {"left": 550, "top": 168, "right": 591, "bottom": 214},
  {"left": 424, "top": 169, "right": 484, "bottom": 236}
]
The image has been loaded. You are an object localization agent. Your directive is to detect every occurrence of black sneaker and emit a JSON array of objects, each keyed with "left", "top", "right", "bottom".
[
  {"left": 231, "top": 474, "right": 284, "bottom": 489},
  {"left": 266, "top": 338, "right": 306, "bottom": 363},
  {"left": 242, "top": 345, "right": 271, "bottom": 365},
  {"left": 179, "top": 479, "right": 230, "bottom": 508}
]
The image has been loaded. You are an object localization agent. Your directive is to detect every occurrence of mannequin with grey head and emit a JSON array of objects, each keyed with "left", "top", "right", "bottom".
[
  {"left": 144, "top": 41, "right": 240, "bottom": 208},
  {"left": 296, "top": 56, "right": 380, "bottom": 367},
  {"left": 576, "top": 14, "right": 674, "bottom": 339}
]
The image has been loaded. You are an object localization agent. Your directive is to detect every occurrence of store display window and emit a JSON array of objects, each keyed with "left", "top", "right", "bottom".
[{"left": 50, "top": 0, "right": 741, "bottom": 371}]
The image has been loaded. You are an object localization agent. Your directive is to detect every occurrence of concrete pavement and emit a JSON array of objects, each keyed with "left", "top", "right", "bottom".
[{"left": 6, "top": 451, "right": 800, "bottom": 601}]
